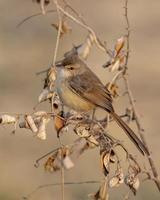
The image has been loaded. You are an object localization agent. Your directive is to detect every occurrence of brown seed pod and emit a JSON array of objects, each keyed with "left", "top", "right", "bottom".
[
  {"left": 25, "top": 115, "right": 38, "bottom": 133},
  {"left": 0, "top": 115, "right": 16, "bottom": 125},
  {"left": 38, "top": 88, "right": 54, "bottom": 103},
  {"left": 54, "top": 111, "right": 65, "bottom": 137}
]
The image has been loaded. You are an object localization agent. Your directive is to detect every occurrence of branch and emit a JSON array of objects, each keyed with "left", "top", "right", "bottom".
[
  {"left": 52, "top": 0, "right": 62, "bottom": 65},
  {"left": 123, "top": 0, "right": 160, "bottom": 191},
  {"left": 54, "top": 1, "right": 111, "bottom": 55}
]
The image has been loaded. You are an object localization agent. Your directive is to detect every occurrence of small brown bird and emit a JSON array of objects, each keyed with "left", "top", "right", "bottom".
[{"left": 55, "top": 49, "right": 149, "bottom": 156}]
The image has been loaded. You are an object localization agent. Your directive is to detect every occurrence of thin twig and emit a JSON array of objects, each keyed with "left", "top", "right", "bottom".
[
  {"left": 40, "top": 0, "right": 46, "bottom": 15},
  {"left": 52, "top": 1, "right": 65, "bottom": 198},
  {"left": 23, "top": 180, "right": 100, "bottom": 200},
  {"left": 62, "top": 0, "right": 86, "bottom": 24},
  {"left": 34, "top": 147, "right": 59, "bottom": 168},
  {"left": 16, "top": 10, "right": 56, "bottom": 28},
  {"left": 123, "top": 76, "right": 160, "bottom": 191},
  {"left": 123, "top": 0, "right": 130, "bottom": 74},
  {"left": 59, "top": 139, "right": 65, "bottom": 200},
  {"left": 52, "top": 0, "right": 63, "bottom": 65},
  {"left": 108, "top": 70, "right": 123, "bottom": 91},
  {"left": 123, "top": 0, "right": 160, "bottom": 191},
  {"left": 54, "top": 1, "right": 111, "bottom": 55}
]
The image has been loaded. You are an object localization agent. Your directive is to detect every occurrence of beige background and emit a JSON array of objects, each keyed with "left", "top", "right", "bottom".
[{"left": 0, "top": 0, "right": 160, "bottom": 199}]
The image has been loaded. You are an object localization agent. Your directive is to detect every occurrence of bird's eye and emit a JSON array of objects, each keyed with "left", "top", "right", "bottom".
[{"left": 69, "top": 67, "right": 74, "bottom": 70}]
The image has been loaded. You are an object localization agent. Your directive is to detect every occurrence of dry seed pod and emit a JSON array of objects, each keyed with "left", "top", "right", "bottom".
[
  {"left": 132, "top": 177, "right": 140, "bottom": 194},
  {"left": 87, "top": 135, "right": 99, "bottom": 146},
  {"left": 109, "top": 167, "right": 124, "bottom": 188},
  {"left": 109, "top": 176, "right": 119, "bottom": 188},
  {"left": 36, "top": 117, "right": 49, "bottom": 140},
  {"left": 19, "top": 116, "right": 41, "bottom": 130},
  {"left": 106, "top": 83, "right": 119, "bottom": 98},
  {"left": 48, "top": 67, "right": 56, "bottom": 82},
  {"left": 25, "top": 115, "right": 38, "bottom": 133},
  {"left": 63, "top": 156, "right": 74, "bottom": 169},
  {"left": 77, "top": 33, "right": 95, "bottom": 60},
  {"left": 52, "top": 21, "right": 71, "bottom": 38},
  {"left": 54, "top": 112, "right": 65, "bottom": 136},
  {"left": 61, "top": 146, "right": 74, "bottom": 169},
  {"left": 0, "top": 115, "right": 16, "bottom": 125},
  {"left": 52, "top": 94, "right": 63, "bottom": 113},
  {"left": 38, "top": 88, "right": 54, "bottom": 103},
  {"left": 74, "top": 123, "right": 91, "bottom": 138},
  {"left": 125, "top": 174, "right": 140, "bottom": 195},
  {"left": 109, "top": 150, "right": 116, "bottom": 163},
  {"left": 89, "top": 181, "right": 109, "bottom": 200},
  {"left": 115, "top": 36, "right": 125, "bottom": 56},
  {"left": 118, "top": 170, "right": 124, "bottom": 184},
  {"left": 110, "top": 59, "right": 120, "bottom": 72},
  {"left": 100, "top": 151, "right": 111, "bottom": 176},
  {"left": 44, "top": 153, "right": 61, "bottom": 172},
  {"left": 33, "top": 111, "right": 48, "bottom": 117}
]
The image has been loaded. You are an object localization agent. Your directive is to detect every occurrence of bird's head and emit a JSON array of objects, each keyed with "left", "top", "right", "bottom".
[{"left": 56, "top": 47, "right": 86, "bottom": 78}]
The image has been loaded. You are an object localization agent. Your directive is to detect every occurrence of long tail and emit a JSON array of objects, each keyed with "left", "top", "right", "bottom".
[{"left": 111, "top": 112, "right": 149, "bottom": 156}]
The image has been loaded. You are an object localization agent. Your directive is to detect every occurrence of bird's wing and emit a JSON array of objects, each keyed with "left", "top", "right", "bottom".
[{"left": 68, "top": 70, "right": 114, "bottom": 112}]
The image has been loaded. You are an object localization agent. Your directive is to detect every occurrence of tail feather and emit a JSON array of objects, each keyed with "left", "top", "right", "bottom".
[{"left": 111, "top": 112, "right": 149, "bottom": 156}]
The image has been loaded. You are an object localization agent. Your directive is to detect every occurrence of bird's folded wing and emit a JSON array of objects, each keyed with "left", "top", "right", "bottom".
[{"left": 68, "top": 71, "right": 114, "bottom": 112}]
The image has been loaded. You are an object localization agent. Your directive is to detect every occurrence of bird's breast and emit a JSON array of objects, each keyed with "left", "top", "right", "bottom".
[{"left": 57, "top": 81, "right": 95, "bottom": 112}]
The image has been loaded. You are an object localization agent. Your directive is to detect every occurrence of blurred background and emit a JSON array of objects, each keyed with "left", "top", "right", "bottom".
[{"left": 0, "top": 0, "right": 160, "bottom": 199}]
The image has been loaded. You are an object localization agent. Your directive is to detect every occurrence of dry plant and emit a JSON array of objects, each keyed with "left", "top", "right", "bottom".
[{"left": 1, "top": 0, "right": 160, "bottom": 199}]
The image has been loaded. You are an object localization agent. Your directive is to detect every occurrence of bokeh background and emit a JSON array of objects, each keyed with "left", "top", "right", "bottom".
[{"left": 0, "top": 0, "right": 160, "bottom": 199}]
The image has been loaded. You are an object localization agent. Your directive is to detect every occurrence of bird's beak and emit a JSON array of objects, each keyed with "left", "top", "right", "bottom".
[
  {"left": 55, "top": 59, "right": 63, "bottom": 67},
  {"left": 55, "top": 60, "right": 63, "bottom": 68}
]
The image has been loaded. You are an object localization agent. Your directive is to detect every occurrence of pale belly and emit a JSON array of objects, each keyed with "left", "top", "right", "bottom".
[{"left": 57, "top": 82, "right": 95, "bottom": 111}]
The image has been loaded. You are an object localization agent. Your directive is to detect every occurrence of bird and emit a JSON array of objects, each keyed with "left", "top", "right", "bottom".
[{"left": 55, "top": 48, "right": 149, "bottom": 156}]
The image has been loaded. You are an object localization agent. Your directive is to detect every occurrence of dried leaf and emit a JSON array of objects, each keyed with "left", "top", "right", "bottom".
[
  {"left": 34, "top": 111, "right": 48, "bottom": 117},
  {"left": 103, "top": 36, "right": 126, "bottom": 70},
  {"left": 125, "top": 174, "right": 140, "bottom": 195},
  {"left": 87, "top": 135, "right": 99, "bottom": 147},
  {"left": 54, "top": 111, "right": 65, "bottom": 136},
  {"left": 125, "top": 107, "right": 135, "bottom": 122},
  {"left": 109, "top": 177, "right": 119, "bottom": 188},
  {"left": 114, "top": 36, "right": 125, "bottom": 56},
  {"left": 132, "top": 177, "right": 140, "bottom": 193},
  {"left": 77, "top": 33, "right": 95, "bottom": 59},
  {"left": 100, "top": 151, "right": 110, "bottom": 176},
  {"left": 44, "top": 146, "right": 74, "bottom": 172},
  {"left": 36, "top": 117, "right": 50, "bottom": 140},
  {"left": 0, "top": 115, "right": 16, "bottom": 125},
  {"left": 89, "top": 181, "right": 109, "bottom": 200},
  {"left": 74, "top": 123, "right": 91, "bottom": 138},
  {"left": 52, "top": 94, "right": 62, "bottom": 111},
  {"left": 52, "top": 21, "right": 71, "bottom": 38},
  {"left": 48, "top": 67, "right": 56, "bottom": 82},
  {"left": 63, "top": 155, "right": 74, "bottom": 169},
  {"left": 109, "top": 167, "right": 124, "bottom": 188},
  {"left": 119, "top": 53, "right": 126, "bottom": 66},
  {"left": 110, "top": 59, "right": 120, "bottom": 72},
  {"left": 44, "top": 152, "right": 61, "bottom": 172},
  {"left": 109, "top": 150, "right": 116, "bottom": 163},
  {"left": 38, "top": 88, "right": 54, "bottom": 103},
  {"left": 106, "top": 83, "right": 119, "bottom": 98},
  {"left": 25, "top": 115, "right": 38, "bottom": 133}
]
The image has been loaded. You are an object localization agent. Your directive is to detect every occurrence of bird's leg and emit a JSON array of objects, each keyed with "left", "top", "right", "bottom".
[
  {"left": 91, "top": 108, "right": 96, "bottom": 122},
  {"left": 89, "top": 108, "right": 96, "bottom": 130}
]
